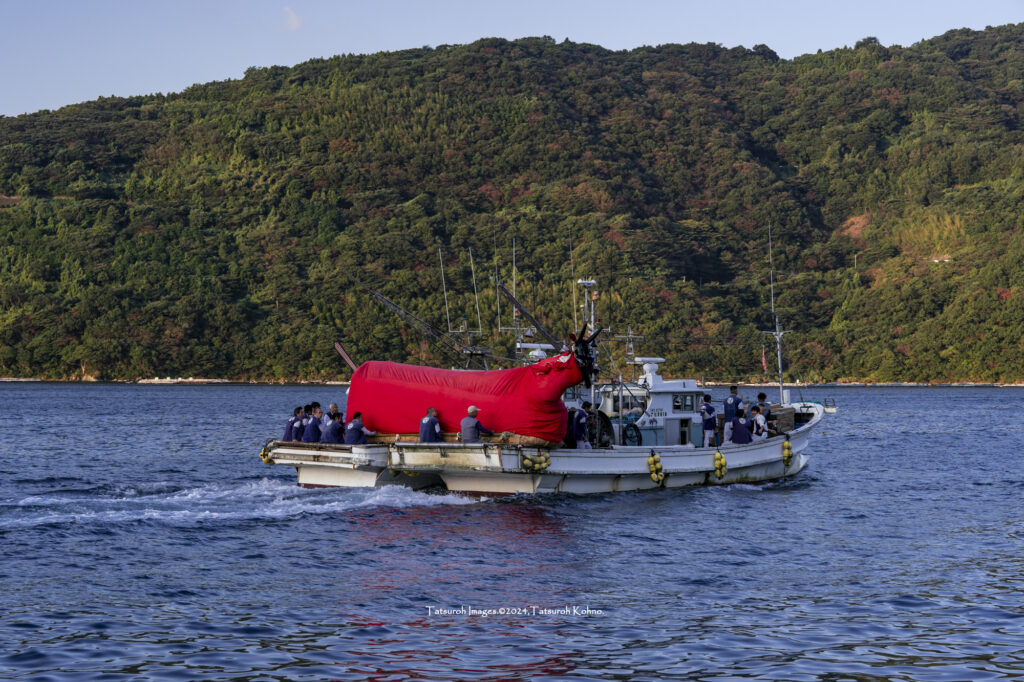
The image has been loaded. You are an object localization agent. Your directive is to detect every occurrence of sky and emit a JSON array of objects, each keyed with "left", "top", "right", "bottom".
[{"left": 1, "top": 0, "right": 1022, "bottom": 117}]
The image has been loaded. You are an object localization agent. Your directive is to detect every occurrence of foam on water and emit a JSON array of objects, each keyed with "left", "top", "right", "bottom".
[{"left": 1, "top": 478, "right": 477, "bottom": 530}]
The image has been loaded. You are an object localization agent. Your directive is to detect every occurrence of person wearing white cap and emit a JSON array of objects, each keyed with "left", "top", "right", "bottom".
[{"left": 460, "top": 405, "right": 494, "bottom": 443}]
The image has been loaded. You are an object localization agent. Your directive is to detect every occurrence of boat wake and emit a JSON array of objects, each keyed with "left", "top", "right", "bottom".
[{"left": 1, "top": 478, "right": 477, "bottom": 530}]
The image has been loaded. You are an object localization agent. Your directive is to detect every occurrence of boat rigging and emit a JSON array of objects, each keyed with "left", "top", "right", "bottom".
[
  {"left": 761, "top": 223, "right": 790, "bottom": 404},
  {"left": 339, "top": 268, "right": 512, "bottom": 370}
]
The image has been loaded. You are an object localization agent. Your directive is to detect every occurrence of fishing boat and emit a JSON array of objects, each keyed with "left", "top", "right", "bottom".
[
  {"left": 259, "top": 261, "right": 828, "bottom": 495},
  {"left": 259, "top": 354, "right": 824, "bottom": 495}
]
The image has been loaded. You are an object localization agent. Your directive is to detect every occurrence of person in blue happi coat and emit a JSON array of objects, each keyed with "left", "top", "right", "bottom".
[
  {"left": 344, "top": 412, "right": 376, "bottom": 445},
  {"left": 730, "top": 408, "right": 752, "bottom": 445},
  {"left": 723, "top": 386, "right": 744, "bottom": 444},
  {"left": 282, "top": 406, "right": 302, "bottom": 441},
  {"left": 301, "top": 403, "right": 321, "bottom": 440},
  {"left": 302, "top": 405, "right": 323, "bottom": 442},
  {"left": 419, "top": 407, "right": 442, "bottom": 443},
  {"left": 574, "top": 401, "right": 592, "bottom": 449},
  {"left": 320, "top": 412, "right": 345, "bottom": 444},
  {"left": 291, "top": 405, "right": 309, "bottom": 441},
  {"left": 699, "top": 394, "right": 717, "bottom": 448}
]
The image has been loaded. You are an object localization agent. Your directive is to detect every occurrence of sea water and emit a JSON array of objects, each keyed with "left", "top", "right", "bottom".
[{"left": 2, "top": 383, "right": 1023, "bottom": 680}]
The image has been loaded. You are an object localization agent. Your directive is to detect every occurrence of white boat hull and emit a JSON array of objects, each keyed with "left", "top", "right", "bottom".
[{"left": 262, "top": 402, "right": 822, "bottom": 495}]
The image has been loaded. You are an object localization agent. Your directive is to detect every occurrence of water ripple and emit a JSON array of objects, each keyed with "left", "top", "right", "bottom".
[{"left": 2, "top": 385, "right": 1024, "bottom": 679}]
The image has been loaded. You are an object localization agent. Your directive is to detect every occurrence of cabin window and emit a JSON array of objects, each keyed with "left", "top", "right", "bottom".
[
  {"left": 612, "top": 395, "right": 647, "bottom": 415},
  {"left": 672, "top": 394, "right": 695, "bottom": 412}
]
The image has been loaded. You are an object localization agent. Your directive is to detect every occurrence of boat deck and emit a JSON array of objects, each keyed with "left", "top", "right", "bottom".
[{"left": 262, "top": 405, "right": 822, "bottom": 494}]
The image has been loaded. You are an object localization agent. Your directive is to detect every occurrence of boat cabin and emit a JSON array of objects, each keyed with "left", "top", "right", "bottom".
[{"left": 598, "top": 358, "right": 705, "bottom": 446}]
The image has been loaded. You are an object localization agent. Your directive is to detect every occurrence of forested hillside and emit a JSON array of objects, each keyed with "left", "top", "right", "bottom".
[{"left": 4, "top": 26, "right": 1024, "bottom": 382}]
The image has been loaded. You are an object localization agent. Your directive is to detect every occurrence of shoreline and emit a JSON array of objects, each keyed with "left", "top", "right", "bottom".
[
  {"left": 2, "top": 376, "right": 1020, "bottom": 388},
  {"left": 701, "top": 381, "right": 1015, "bottom": 388},
  {"left": 1, "top": 377, "right": 351, "bottom": 386}
]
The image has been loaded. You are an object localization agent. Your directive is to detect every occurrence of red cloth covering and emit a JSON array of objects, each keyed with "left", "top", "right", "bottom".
[{"left": 345, "top": 352, "right": 583, "bottom": 442}]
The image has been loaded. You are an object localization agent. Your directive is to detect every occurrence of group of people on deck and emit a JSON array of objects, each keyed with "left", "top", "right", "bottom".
[
  {"left": 283, "top": 388, "right": 772, "bottom": 449},
  {"left": 282, "top": 402, "right": 376, "bottom": 445},
  {"left": 282, "top": 403, "right": 498, "bottom": 446},
  {"left": 699, "top": 386, "right": 772, "bottom": 447}
]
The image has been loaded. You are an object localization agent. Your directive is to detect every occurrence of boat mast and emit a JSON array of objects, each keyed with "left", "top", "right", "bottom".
[
  {"left": 468, "top": 248, "right": 487, "bottom": 369},
  {"left": 762, "top": 224, "right": 789, "bottom": 404},
  {"left": 469, "top": 248, "right": 483, "bottom": 334},
  {"left": 577, "top": 278, "right": 597, "bottom": 404},
  {"left": 512, "top": 237, "right": 517, "bottom": 332},
  {"left": 568, "top": 222, "right": 578, "bottom": 331},
  {"left": 439, "top": 246, "right": 453, "bottom": 333},
  {"left": 493, "top": 230, "right": 501, "bottom": 336}
]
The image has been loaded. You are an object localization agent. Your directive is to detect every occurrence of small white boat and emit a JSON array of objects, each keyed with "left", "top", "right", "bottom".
[{"left": 260, "top": 358, "right": 824, "bottom": 495}]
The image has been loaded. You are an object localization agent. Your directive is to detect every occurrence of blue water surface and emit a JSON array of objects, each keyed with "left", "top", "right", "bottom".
[{"left": 1, "top": 383, "right": 1023, "bottom": 680}]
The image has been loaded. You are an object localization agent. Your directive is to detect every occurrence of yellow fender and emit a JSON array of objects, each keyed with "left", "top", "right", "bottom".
[
  {"left": 647, "top": 451, "right": 665, "bottom": 485},
  {"left": 713, "top": 451, "right": 727, "bottom": 480}
]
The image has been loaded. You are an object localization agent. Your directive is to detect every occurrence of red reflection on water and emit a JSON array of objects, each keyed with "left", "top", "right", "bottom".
[
  {"left": 322, "top": 504, "right": 582, "bottom": 679},
  {"left": 340, "top": 652, "right": 576, "bottom": 682},
  {"left": 339, "top": 503, "right": 572, "bottom": 594},
  {"left": 330, "top": 610, "right": 577, "bottom": 681}
]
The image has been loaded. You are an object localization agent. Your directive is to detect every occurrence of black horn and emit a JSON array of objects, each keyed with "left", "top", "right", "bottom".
[{"left": 572, "top": 324, "right": 599, "bottom": 389}]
